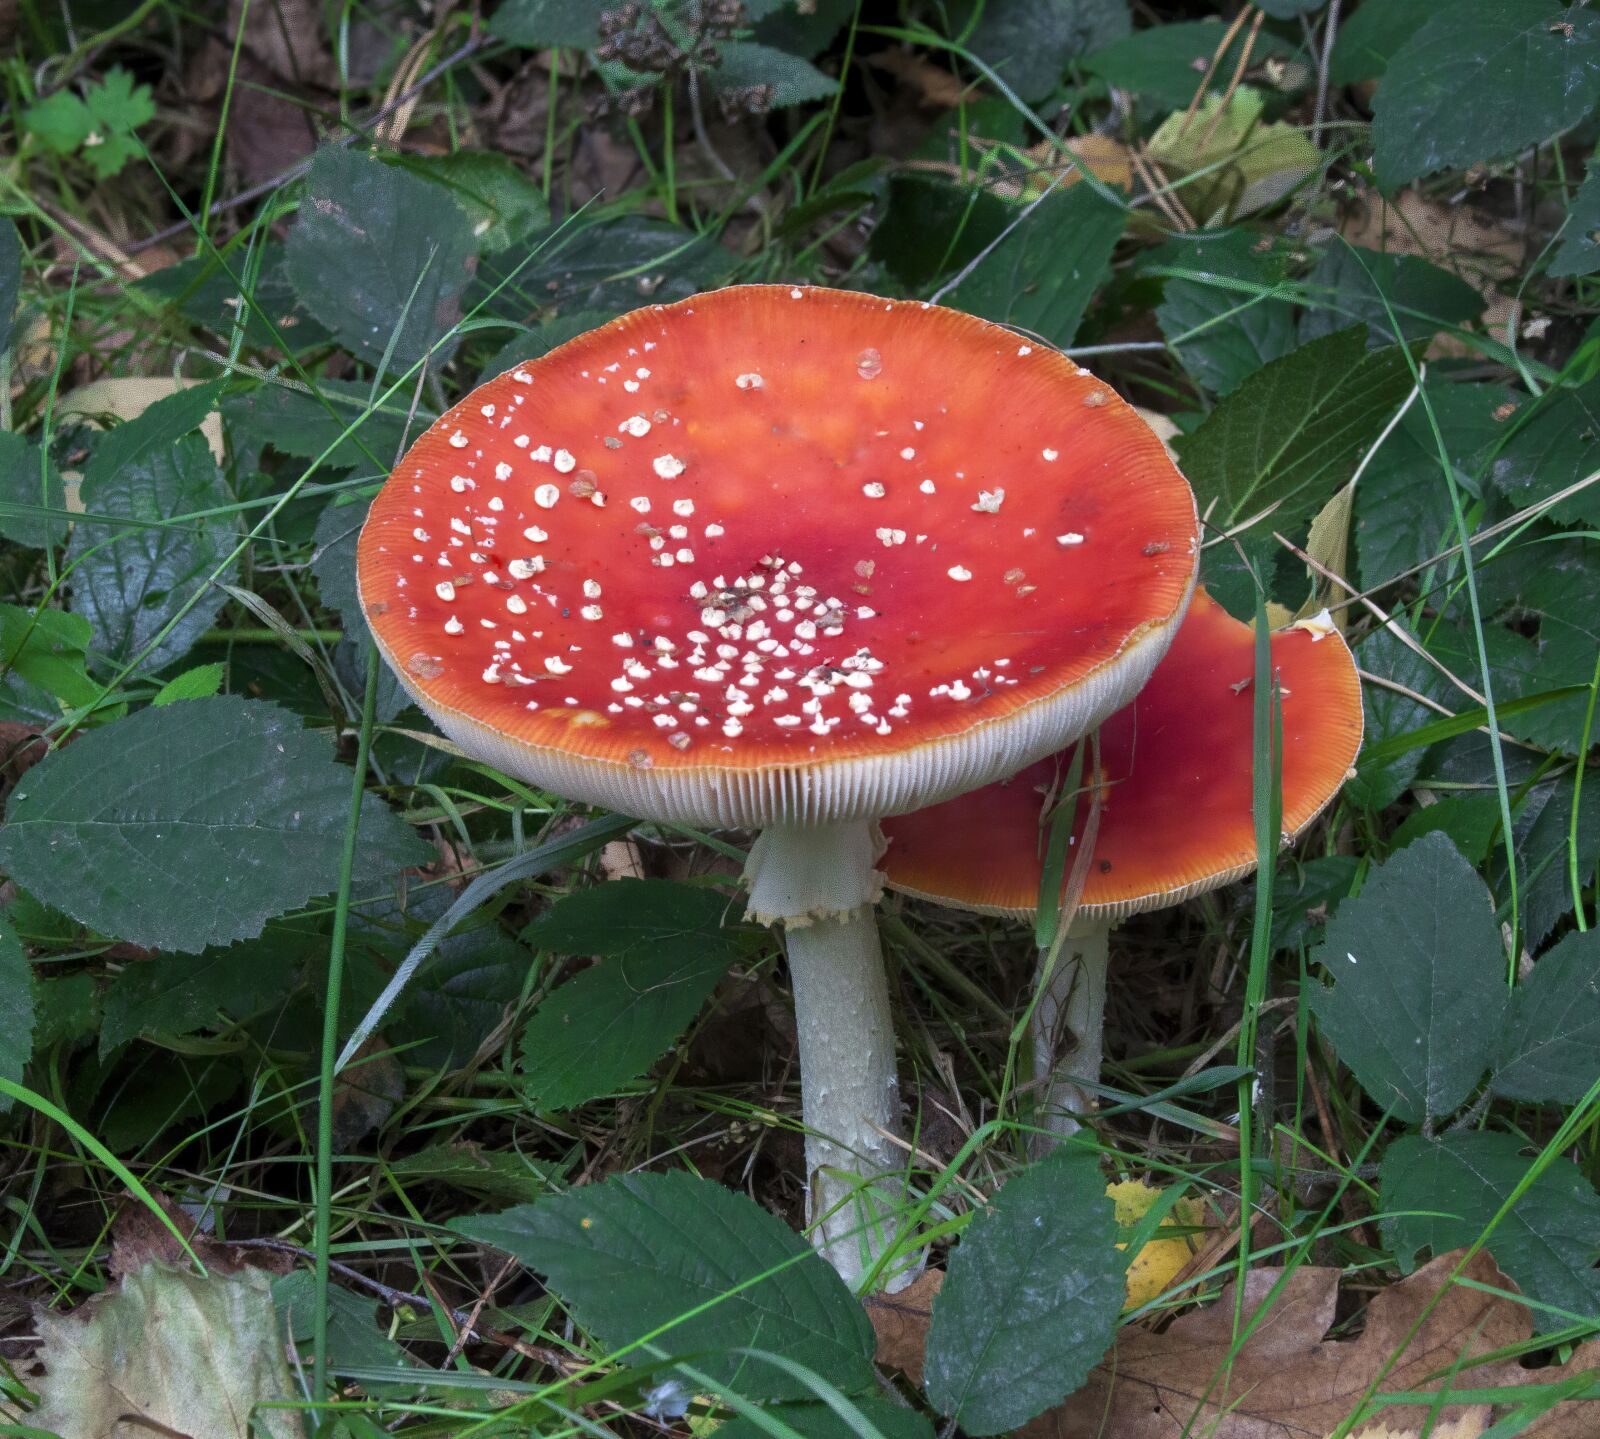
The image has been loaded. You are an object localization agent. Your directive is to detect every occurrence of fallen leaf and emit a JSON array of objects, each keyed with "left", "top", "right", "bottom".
[
  {"left": 872, "top": 1250, "right": 1540, "bottom": 1439},
  {"left": 109, "top": 1188, "right": 294, "bottom": 1279},
  {"left": 29, "top": 1262, "right": 305, "bottom": 1439},
  {"left": 331, "top": 1034, "right": 405, "bottom": 1149},
  {"left": 1108, "top": 1179, "right": 1206, "bottom": 1310},
  {"left": 1148, "top": 87, "right": 1320, "bottom": 223},
  {"left": 867, "top": 50, "right": 978, "bottom": 108}
]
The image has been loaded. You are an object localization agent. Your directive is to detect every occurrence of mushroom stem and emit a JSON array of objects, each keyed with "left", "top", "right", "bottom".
[
  {"left": 745, "top": 821, "right": 909, "bottom": 1290},
  {"left": 1031, "top": 917, "right": 1112, "bottom": 1149}
]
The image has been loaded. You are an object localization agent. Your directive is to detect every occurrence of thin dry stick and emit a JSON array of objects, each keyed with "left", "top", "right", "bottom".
[
  {"left": 1302, "top": 1049, "right": 1375, "bottom": 1250},
  {"left": 1197, "top": 8, "right": 1265, "bottom": 152},
  {"left": 1129, "top": 144, "right": 1194, "bottom": 231},
  {"left": 1178, "top": 5, "right": 1254, "bottom": 136}
]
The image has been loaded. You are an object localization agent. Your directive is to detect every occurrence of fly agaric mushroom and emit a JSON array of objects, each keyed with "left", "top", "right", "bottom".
[
  {"left": 356, "top": 285, "right": 1198, "bottom": 1284},
  {"left": 881, "top": 590, "right": 1362, "bottom": 1141}
]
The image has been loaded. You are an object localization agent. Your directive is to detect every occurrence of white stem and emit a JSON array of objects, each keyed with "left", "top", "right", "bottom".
[
  {"left": 745, "top": 821, "right": 910, "bottom": 1290},
  {"left": 1031, "top": 918, "right": 1112, "bottom": 1150}
]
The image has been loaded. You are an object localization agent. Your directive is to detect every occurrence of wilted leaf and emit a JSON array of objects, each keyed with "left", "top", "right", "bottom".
[
  {"left": 1148, "top": 88, "right": 1320, "bottom": 223},
  {"left": 1371, "top": 1, "right": 1600, "bottom": 190},
  {"left": 1308, "top": 833, "right": 1507, "bottom": 1123},
  {"left": 1109, "top": 1179, "right": 1206, "bottom": 1309},
  {"left": 0, "top": 696, "right": 428, "bottom": 952},
  {"left": 924, "top": 1150, "right": 1124, "bottom": 1433},
  {"left": 876, "top": 1250, "right": 1529, "bottom": 1438},
  {"left": 30, "top": 1263, "right": 304, "bottom": 1439},
  {"left": 450, "top": 1171, "right": 878, "bottom": 1401},
  {"left": 1381, "top": 1131, "right": 1600, "bottom": 1331},
  {"left": 285, "top": 145, "right": 477, "bottom": 372}
]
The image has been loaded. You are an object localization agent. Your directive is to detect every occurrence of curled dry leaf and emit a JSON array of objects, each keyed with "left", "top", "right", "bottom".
[
  {"left": 871, "top": 1249, "right": 1600, "bottom": 1438},
  {"left": 109, "top": 1188, "right": 295, "bottom": 1279}
]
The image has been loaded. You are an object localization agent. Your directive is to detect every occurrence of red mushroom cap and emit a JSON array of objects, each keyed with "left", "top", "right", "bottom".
[
  {"left": 879, "top": 590, "right": 1364, "bottom": 917},
  {"left": 357, "top": 285, "right": 1198, "bottom": 827}
]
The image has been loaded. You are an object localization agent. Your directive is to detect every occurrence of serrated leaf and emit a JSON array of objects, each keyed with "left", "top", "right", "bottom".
[
  {"left": 311, "top": 494, "right": 372, "bottom": 630},
  {"left": 488, "top": 0, "right": 604, "bottom": 48},
  {"left": 1154, "top": 232, "right": 1296, "bottom": 395},
  {"left": 0, "top": 604, "right": 98, "bottom": 710},
  {"left": 711, "top": 42, "right": 838, "bottom": 108},
  {"left": 948, "top": 0, "right": 1130, "bottom": 103},
  {"left": 81, "top": 378, "right": 225, "bottom": 491},
  {"left": 99, "top": 930, "right": 311, "bottom": 1055},
  {"left": 519, "top": 880, "right": 742, "bottom": 1107},
  {"left": 0, "top": 696, "right": 428, "bottom": 953},
  {"left": 718, "top": 1399, "right": 935, "bottom": 1439},
  {"left": 67, "top": 433, "right": 237, "bottom": 674},
  {"left": 1552, "top": 163, "right": 1600, "bottom": 276},
  {"left": 23, "top": 89, "right": 93, "bottom": 155},
  {"left": 0, "top": 432, "right": 69, "bottom": 550},
  {"left": 136, "top": 241, "right": 328, "bottom": 352},
  {"left": 1381, "top": 1131, "right": 1600, "bottom": 1331},
  {"left": 1300, "top": 244, "right": 1484, "bottom": 346},
  {"left": 1371, "top": 1, "right": 1600, "bottom": 190},
  {"left": 0, "top": 217, "right": 19, "bottom": 353},
  {"left": 450, "top": 1172, "right": 878, "bottom": 1400},
  {"left": 1172, "top": 326, "right": 1418, "bottom": 537},
  {"left": 478, "top": 309, "right": 613, "bottom": 385},
  {"left": 1328, "top": 0, "right": 1430, "bottom": 85},
  {"left": 1489, "top": 378, "right": 1600, "bottom": 530},
  {"left": 945, "top": 182, "right": 1125, "bottom": 348},
  {"left": 31, "top": 1264, "right": 302, "bottom": 1439},
  {"left": 274, "top": 1271, "right": 415, "bottom": 1385},
  {"left": 221, "top": 379, "right": 421, "bottom": 474},
  {"left": 1083, "top": 20, "right": 1296, "bottom": 110},
  {"left": 152, "top": 663, "right": 226, "bottom": 706},
  {"left": 399, "top": 151, "right": 551, "bottom": 253},
  {"left": 285, "top": 145, "right": 477, "bottom": 372},
  {"left": 1308, "top": 833, "right": 1507, "bottom": 1123},
  {"left": 0, "top": 913, "right": 34, "bottom": 1110},
  {"left": 1493, "top": 929, "right": 1600, "bottom": 1103},
  {"left": 924, "top": 1150, "right": 1123, "bottom": 1433},
  {"left": 388, "top": 1142, "right": 555, "bottom": 1204}
]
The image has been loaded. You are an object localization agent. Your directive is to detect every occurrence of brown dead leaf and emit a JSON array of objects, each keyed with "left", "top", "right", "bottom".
[
  {"left": 867, "top": 1267, "right": 943, "bottom": 1386},
  {"left": 109, "top": 1190, "right": 294, "bottom": 1279},
  {"left": 331, "top": 1035, "right": 405, "bottom": 1149},
  {"left": 872, "top": 1251, "right": 1539, "bottom": 1439},
  {"left": 867, "top": 50, "right": 979, "bottom": 109},
  {"left": 1511, "top": 1342, "right": 1600, "bottom": 1437}
]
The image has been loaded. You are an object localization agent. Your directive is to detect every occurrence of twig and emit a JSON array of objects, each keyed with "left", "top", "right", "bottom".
[
  {"left": 1178, "top": 6, "right": 1253, "bottom": 136},
  {"left": 1197, "top": 8, "right": 1265, "bottom": 153}
]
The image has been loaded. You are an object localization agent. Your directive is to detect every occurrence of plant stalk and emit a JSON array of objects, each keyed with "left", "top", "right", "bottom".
[{"left": 1031, "top": 917, "right": 1112, "bottom": 1147}]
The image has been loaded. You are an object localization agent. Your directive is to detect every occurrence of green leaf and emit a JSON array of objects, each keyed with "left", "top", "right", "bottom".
[
  {"left": 0, "top": 604, "right": 99, "bottom": 711},
  {"left": 476, "top": 216, "right": 734, "bottom": 326},
  {"left": 950, "top": 0, "right": 1130, "bottom": 103},
  {"left": 0, "top": 432, "right": 69, "bottom": 550},
  {"left": 221, "top": 378, "right": 421, "bottom": 474},
  {"left": 1308, "top": 832, "right": 1508, "bottom": 1123},
  {"left": 398, "top": 151, "right": 551, "bottom": 254},
  {"left": 1154, "top": 232, "right": 1295, "bottom": 395},
  {"left": 32, "top": 970, "right": 101, "bottom": 1050},
  {"left": 924, "top": 1150, "right": 1122, "bottom": 1434},
  {"left": 1490, "top": 378, "right": 1600, "bottom": 529},
  {"left": 98, "top": 930, "right": 311, "bottom": 1054},
  {"left": 77, "top": 67, "right": 156, "bottom": 179},
  {"left": 1329, "top": 0, "right": 1431, "bottom": 85},
  {"left": 1354, "top": 379, "right": 1508, "bottom": 590},
  {"left": 81, "top": 378, "right": 225, "bottom": 492},
  {"left": 945, "top": 182, "right": 1125, "bottom": 348},
  {"left": 274, "top": 1271, "right": 415, "bottom": 1384},
  {"left": 1493, "top": 929, "right": 1600, "bottom": 1103},
  {"left": 388, "top": 1142, "right": 555, "bottom": 1205},
  {"left": 0, "top": 217, "right": 19, "bottom": 353},
  {"left": 489, "top": 0, "right": 605, "bottom": 48},
  {"left": 717, "top": 1399, "right": 934, "bottom": 1439},
  {"left": 0, "top": 913, "right": 34, "bottom": 1111},
  {"left": 311, "top": 494, "right": 372, "bottom": 630},
  {"left": 151, "top": 663, "right": 226, "bottom": 706},
  {"left": 1371, "top": 1, "right": 1600, "bottom": 190},
  {"left": 1381, "top": 1131, "right": 1600, "bottom": 1332},
  {"left": 0, "top": 696, "right": 428, "bottom": 953},
  {"left": 1552, "top": 163, "right": 1600, "bottom": 277},
  {"left": 1083, "top": 20, "right": 1296, "bottom": 110},
  {"left": 1346, "top": 622, "right": 1451, "bottom": 810},
  {"left": 1172, "top": 326, "right": 1418, "bottom": 538},
  {"left": 285, "top": 145, "right": 478, "bottom": 372},
  {"left": 1300, "top": 244, "right": 1484, "bottom": 346},
  {"left": 756, "top": 0, "right": 857, "bottom": 57},
  {"left": 449, "top": 1172, "right": 878, "bottom": 1400},
  {"left": 23, "top": 89, "right": 93, "bottom": 155},
  {"left": 478, "top": 309, "right": 613, "bottom": 385},
  {"left": 519, "top": 880, "right": 743, "bottom": 1108},
  {"left": 1491, "top": 778, "right": 1600, "bottom": 949},
  {"left": 710, "top": 42, "right": 838, "bottom": 108},
  {"left": 67, "top": 433, "right": 238, "bottom": 674}
]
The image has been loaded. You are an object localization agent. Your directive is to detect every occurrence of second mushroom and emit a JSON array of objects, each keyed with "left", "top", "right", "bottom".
[{"left": 882, "top": 590, "right": 1364, "bottom": 1142}]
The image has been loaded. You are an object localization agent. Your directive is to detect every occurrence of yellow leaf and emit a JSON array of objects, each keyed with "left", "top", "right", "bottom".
[{"left": 1107, "top": 1179, "right": 1205, "bottom": 1309}]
